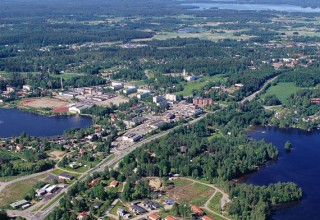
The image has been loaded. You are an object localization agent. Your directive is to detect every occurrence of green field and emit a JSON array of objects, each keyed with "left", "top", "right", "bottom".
[
  {"left": 176, "top": 75, "right": 227, "bottom": 96},
  {"left": 261, "top": 82, "right": 303, "bottom": 103},
  {"left": 50, "top": 73, "right": 82, "bottom": 80},
  {"left": 208, "top": 192, "right": 223, "bottom": 213}
]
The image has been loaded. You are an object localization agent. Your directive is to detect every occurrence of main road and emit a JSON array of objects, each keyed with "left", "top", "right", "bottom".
[{"left": 7, "top": 114, "right": 206, "bottom": 220}]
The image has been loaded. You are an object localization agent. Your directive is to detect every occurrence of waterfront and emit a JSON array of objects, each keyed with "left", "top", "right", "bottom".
[
  {"left": 248, "top": 126, "right": 320, "bottom": 220},
  {"left": 0, "top": 108, "right": 92, "bottom": 138}
]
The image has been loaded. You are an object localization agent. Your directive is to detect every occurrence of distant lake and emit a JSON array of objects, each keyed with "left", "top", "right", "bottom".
[
  {"left": 248, "top": 126, "right": 320, "bottom": 220},
  {"left": 0, "top": 108, "right": 92, "bottom": 138},
  {"left": 183, "top": 3, "right": 320, "bottom": 13}
]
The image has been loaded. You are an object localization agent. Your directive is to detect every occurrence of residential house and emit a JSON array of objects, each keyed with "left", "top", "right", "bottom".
[
  {"left": 130, "top": 205, "right": 147, "bottom": 215},
  {"left": 148, "top": 212, "right": 161, "bottom": 220},
  {"left": 110, "top": 180, "right": 119, "bottom": 188},
  {"left": 191, "top": 206, "right": 204, "bottom": 215}
]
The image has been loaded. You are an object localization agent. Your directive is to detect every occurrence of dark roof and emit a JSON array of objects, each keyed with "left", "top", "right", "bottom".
[
  {"left": 59, "top": 173, "right": 74, "bottom": 179},
  {"left": 131, "top": 205, "right": 147, "bottom": 213}
]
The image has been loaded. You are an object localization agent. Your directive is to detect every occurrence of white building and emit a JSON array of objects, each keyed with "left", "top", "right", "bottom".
[
  {"left": 69, "top": 104, "right": 91, "bottom": 114},
  {"left": 165, "top": 94, "right": 177, "bottom": 102},
  {"left": 23, "top": 85, "right": 33, "bottom": 91}
]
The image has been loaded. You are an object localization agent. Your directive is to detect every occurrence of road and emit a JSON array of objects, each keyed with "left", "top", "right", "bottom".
[
  {"left": 6, "top": 114, "right": 206, "bottom": 220},
  {"left": 239, "top": 75, "right": 279, "bottom": 104}
]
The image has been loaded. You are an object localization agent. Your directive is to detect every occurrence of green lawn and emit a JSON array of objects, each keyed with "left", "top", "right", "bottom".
[
  {"left": 109, "top": 202, "right": 128, "bottom": 216},
  {"left": 203, "top": 208, "right": 228, "bottom": 220},
  {"left": 261, "top": 82, "right": 303, "bottom": 103},
  {"left": 176, "top": 75, "right": 227, "bottom": 96},
  {"left": 50, "top": 73, "right": 82, "bottom": 80},
  {"left": 208, "top": 192, "right": 223, "bottom": 213}
]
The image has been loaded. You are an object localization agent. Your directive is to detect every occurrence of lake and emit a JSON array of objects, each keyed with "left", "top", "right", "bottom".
[
  {"left": 0, "top": 108, "right": 92, "bottom": 138},
  {"left": 248, "top": 126, "right": 320, "bottom": 220},
  {"left": 183, "top": 3, "right": 320, "bottom": 13}
]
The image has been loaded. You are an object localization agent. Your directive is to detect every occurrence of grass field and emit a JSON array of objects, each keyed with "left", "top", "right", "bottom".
[
  {"left": 176, "top": 75, "right": 227, "bottom": 96},
  {"left": 203, "top": 208, "right": 228, "bottom": 220},
  {"left": 0, "top": 177, "right": 44, "bottom": 206},
  {"left": 208, "top": 192, "right": 223, "bottom": 213},
  {"left": 50, "top": 73, "right": 82, "bottom": 80},
  {"left": 261, "top": 82, "right": 303, "bottom": 103},
  {"left": 167, "top": 179, "right": 215, "bottom": 206}
]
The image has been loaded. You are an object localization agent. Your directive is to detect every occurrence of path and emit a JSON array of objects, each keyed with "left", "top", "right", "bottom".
[
  {"left": 240, "top": 76, "right": 279, "bottom": 104},
  {"left": 178, "top": 177, "right": 232, "bottom": 220}
]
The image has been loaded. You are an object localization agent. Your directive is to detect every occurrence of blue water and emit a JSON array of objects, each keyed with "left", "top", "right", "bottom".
[
  {"left": 0, "top": 108, "right": 92, "bottom": 137},
  {"left": 248, "top": 126, "right": 320, "bottom": 220},
  {"left": 183, "top": 3, "right": 320, "bottom": 13}
]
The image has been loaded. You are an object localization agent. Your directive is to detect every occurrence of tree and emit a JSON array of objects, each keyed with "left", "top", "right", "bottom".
[{"left": 284, "top": 141, "right": 292, "bottom": 152}]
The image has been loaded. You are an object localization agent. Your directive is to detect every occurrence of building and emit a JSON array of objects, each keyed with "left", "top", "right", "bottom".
[
  {"left": 165, "top": 216, "right": 176, "bottom": 220},
  {"left": 165, "top": 94, "right": 177, "bottom": 102},
  {"left": 110, "top": 180, "right": 119, "bottom": 187},
  {"left": 69, "top": 104, "right": 91, "bottom": 114},
  {"left": 149, "top": 212, "right": 161, "bottom": 220},
  {"left": 122, "top": 133, "right": 143, "bottom": 142},
  {"left": 311, "top": 98, "right": 320, "bottom": 103},
  {"left": 22, "top": 85, "right": 33, "bottom": 91},
  {"left": 123, "top": 87, "right": 137, "bottom": 94},
  {"left": 193, "top": 97, "right": 213, "bottom": 107},
  {"left": 69, "top": 162, "right": 80, "bottom": 169},
  {"left": 58, "top": 173, "right": 74, "bottom": 181},
  {"left": 202, "top": 215, "right": 215, "bottom": 220},
  {"left": 36, "top": 184, "right": 51, "bottom": 196},
  {"left": 111, "top": 82, "right": 124, "bottom": 91},
  {"left": 130, "top": 205, "right": 147, "bottom": 214},
  {"left": 46, "top": 185, "right": 58, "bottom": 193},
  {"left": 184, "top": 75, "right": 198, "bottom": 81},
  {"left": 93, "top": 202, "right": 103, "bottom": 209},
  {"left": 153, "top": 95, "right": 164, "bottom": 103},
  {"left": 235, "top": 83, "right": 244, "bottom": 88},
  {"left": 117, "top": 208, "right": 127, "bottom": 216},
  {"left": 138, "top": 88, "right": 152, "bottom": 93},
  {"left": 191, "top": 206, "right": 204, "bottom": 215},
  {"left": 10, "top": 200, "right": 29, "bottom": 209},
  {"left": 137, "top": 92, "right": 150, "bottom": 99},
  {"left": 6, "top": 85, "right": 16, "bottom": 92},
  {"left": 124, "top": 117, "right": 147, "bottom": 128},
  {"left": 143, "top": 201, "right": 161, "bottom": 210}
]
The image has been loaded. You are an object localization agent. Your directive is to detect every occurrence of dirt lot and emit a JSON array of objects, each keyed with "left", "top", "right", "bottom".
[
  {"left": 19, "top": 98, "right": 70, "bottom": 113},
  {"left": 48, "top": 150, "right": 66, "bottom": 159}
]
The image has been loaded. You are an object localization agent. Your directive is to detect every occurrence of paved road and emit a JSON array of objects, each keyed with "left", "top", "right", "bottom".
[
  {"left": 7, "top": 114, "right": 206, "bottom": 220},
  {"left": 239, "top": 76, "right": 279, "bottom": 104}
]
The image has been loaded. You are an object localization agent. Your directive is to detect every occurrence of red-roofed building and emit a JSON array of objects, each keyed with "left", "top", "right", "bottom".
[
  {"left": 110, "top": 180, "right": 119, "bottom": 187},
  {"left": 191, "top": 206, "right": 204, "bottom": 215},
  {"left": 78, "top": 212, "right": 87, "bottom": 220},
  {"left": 165, "top": 215, "right": 177, "bottom": 220},
  {"left": 202, "top": 215, "right": 215, "bottom": 220},
  {"left": 149, "top": 212, "right": 161, "bottom": 220}
]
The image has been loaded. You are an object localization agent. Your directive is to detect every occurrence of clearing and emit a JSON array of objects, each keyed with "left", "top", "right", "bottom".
[
  {"left": 261, "top": 82, "right": 303, "bottom": 103},
  {"left": 19, "top": 97, "right": 70, "bottom": 113},
  {"left": 166, "top": 179, "right": 215, "bottom": 206}
]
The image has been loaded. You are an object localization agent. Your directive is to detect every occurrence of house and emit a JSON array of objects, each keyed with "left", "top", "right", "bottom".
[
  {"left": 69, "top": 162, "right": 80, "bottom": 169},
  {"left": 117, "top": 208, "right": 127, "bottom": 217},
  {"left": 165, "top": 216, "right": 177, "bottom": 220},
  {"left": 148, "top": 212, "right": 161, "bottom": 220},
  {"left": 130, "top": 205, "right": 148, "bottom": 214},
  {"left": 143, "top": 201, "right": 160, "bottom": 210},
  {"left": 123, "top": 86, "right": 137, "bottom": 94},
  {"left": 58, "top": 173, "right": 74, "bottom": 181},
  {"left": 78, "top": 212, "right": 88, "bottom": 220},
  {"left": 23, "top": 85, "right": 33, "bottom": 91},
  {"left": 202, "top": 215, "right": 215, "bottom": 220},
  {"left": 10, "top": 200, "right": 29, "bottom": 209},
  {"left": 110, "top": 180, "right": 119, "bottom": 188},
  {"left": 193, "top": 97, "right": 213, "bottom": 107},
  {"left": 93, "top": 202, "right": 103, "bottom": 209},
  {"left": 165, "top": 199, "right": 175, "bottom": 205},
  {"left": 153, "top": 95, "right": 164, "bottom": 103},
  {"left": 16, "top": 144, "right": 24, "bottom": 151},
  {"left": 191, "top": 206, "right": 204, "bottom": 215}
]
